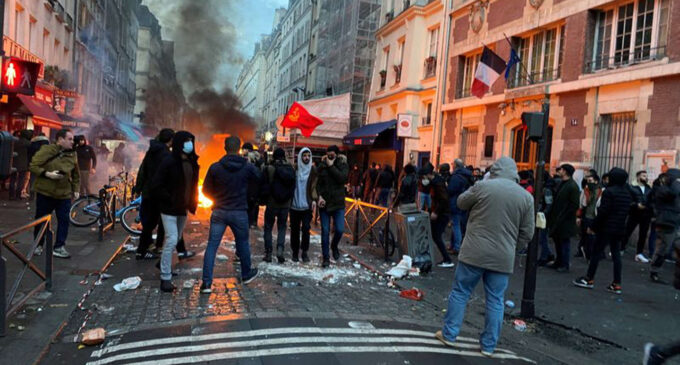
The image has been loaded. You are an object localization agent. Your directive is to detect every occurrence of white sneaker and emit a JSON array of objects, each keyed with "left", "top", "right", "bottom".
[
  {"left": 437, "top": 261, "right": 455, "bottom": 268},
  {"left": 635, "top": 253, "right": 650, "bottom": 263},
  {"left": 53, "top": 247, "right": 71, "bottom": 259},
  {"left": 34, "top": 246, "right": 43, "bottom": 256}
]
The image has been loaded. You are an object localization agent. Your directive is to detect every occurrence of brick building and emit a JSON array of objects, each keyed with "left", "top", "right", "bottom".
[{"left": 439, "top": 0, "right": 680, "bottom": 181}]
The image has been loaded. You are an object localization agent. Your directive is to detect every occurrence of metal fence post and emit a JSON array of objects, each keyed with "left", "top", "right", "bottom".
[
  {"left": 353, "top": 200, "right": 360, "bottom": 246},
  {"left": 111, "top": 196, "right": 116, "bottom": 231},
  {"left": 45, "top": 220, "right": 53, "bottom": 291},
  {"left": 384, "top": 209, "right": 391, "bottom": 262}
]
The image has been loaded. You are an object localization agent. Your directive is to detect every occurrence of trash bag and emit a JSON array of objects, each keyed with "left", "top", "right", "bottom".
[
  {"left": 412, "top": 253, "right": 432, "bottom": 274},
  {"left": 386, "top": 255, "right": 412, "bottom": 279}
]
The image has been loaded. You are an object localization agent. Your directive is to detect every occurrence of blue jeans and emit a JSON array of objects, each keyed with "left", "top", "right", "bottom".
[
  {"left": 418, "top": 192, "right": 431, "bottom": 211},
  {"left": 264, "top": 207, "right": 289, "bottom": 252},
  {"left": 320, "top": 208, "right": 344, "bottom": 259},
  {"left": 376, "top": 188, "right": 391, "bottom": 207},
  {"left": 34, "top": 193, "right": 71, "bottom": 248},
  {"left": 202, "top": 209, "right": 252, "bottom": 284},
  {"left": 449, "top": 212, "right": 463, "bottom": 251},
  {"left": 538, "top": 229, "right": 552, "bottom": 260},
  {"left": 442, "top": 262, "right": 510, "bottom": 353}
]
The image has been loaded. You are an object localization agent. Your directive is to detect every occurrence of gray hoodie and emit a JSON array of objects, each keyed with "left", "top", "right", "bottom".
[{"left": 456, "top": 157, "right": 535, "bottom": 274}]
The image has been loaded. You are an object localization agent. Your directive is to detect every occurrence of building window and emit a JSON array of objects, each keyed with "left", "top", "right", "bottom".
[
  {"left": 422, "top": 102, "right": 432, "bottom": 125},
  {"left": 424, "top": 27, "right": 439, "bottom": 79},
  {"left": 589, "top": 0, "right": 669, "bottom": 72},
  {"left": 593, "top": 112, "right": 636, "bottom": 174},
  {"left": 460, "top": 128, "right": 479, "bottom": 166},
  {"left": 379, "top": 47, "right": 389, "bottom": 89},
  {"left": 509, "top": 26, "right": 564, "bottom": 88},
  {"left": 394, "top": 40, "right": 404, "bottom": 84},
  {"left": 459, "top": 52, "right": 481, "bottom": 98}
]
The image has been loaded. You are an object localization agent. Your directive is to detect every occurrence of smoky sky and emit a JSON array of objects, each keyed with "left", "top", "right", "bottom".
[{"left": 143, "top": 0, "right": 244, "bottom": 94}]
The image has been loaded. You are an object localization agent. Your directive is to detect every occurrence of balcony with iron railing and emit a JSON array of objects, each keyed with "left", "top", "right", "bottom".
[
  {"left": 507, "top": 67, "right": 561, "bottom": 89},
  {"left": 393, "top": 64, "right": 402, "bottom": 84},
  {"left": 379, "top": 70, "right": 387, "bottom": 89},
  {"left": 586, "top": 46, "right": 666, "bottom": 73},
  {"left": 421, "top": 116, "right": 431, "bottom": 125}
]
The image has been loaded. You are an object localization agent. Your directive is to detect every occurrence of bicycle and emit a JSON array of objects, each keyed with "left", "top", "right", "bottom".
[{"left": 69, "top": 191, "right": 143, "bottom": 235}]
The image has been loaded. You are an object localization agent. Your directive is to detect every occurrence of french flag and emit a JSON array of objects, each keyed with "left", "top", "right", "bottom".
[{"left": 471, "top": 47, "right": 507, "bottom": 98}]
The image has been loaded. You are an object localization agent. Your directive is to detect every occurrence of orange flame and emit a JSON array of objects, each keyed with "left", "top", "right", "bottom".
[{"left": 198, "top": 179, "right": 213, "bottom": 208}]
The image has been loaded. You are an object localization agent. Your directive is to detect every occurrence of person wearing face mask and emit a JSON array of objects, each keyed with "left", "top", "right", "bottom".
[
  {"left": 622, "top": 170, "right": 653, "bottom": 263},
  {"left": 547, "top": 164, "right": 580, "bottom": 272},
  {"left": 29, "top": 128, "right": 80, "bottom": 258},
  {"left": 290, "top": 147, "right": 318, "bottom": 262},
  {"left": 150, "top": 131, "right": 199, "bottom": 292},
  {"left": 316, "top": 145, "right": 349, "bottom": 267},
  {"left": 419, "top": 163, "right": 454, "bottom": 268},
  {"left": 573, "top": 168, "right": 632, "bottom": 294},
  {"left": 576, "top": 174, "right": 602, "bottom": 260}
]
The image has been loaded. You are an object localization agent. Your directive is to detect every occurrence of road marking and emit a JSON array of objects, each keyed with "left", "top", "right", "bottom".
[
  {"left": 88, "top": 335, "right": 517, "bottom": 365},
  {"left": 87, "top": 345, "right": 535, "bottom": 365},
  {"left": 92, "top": 327, "right": 480, "bottom": 357}
]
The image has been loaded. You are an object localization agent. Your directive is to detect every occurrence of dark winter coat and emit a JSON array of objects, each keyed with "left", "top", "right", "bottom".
[
  {"left": 135, "top": 139, "right": 171, "bottom": 199},
  {"left": 203, "top": 154, "right": 262, "bottom": 211},
  {"left": 263, "top": 159, "right": 295, "bottom": 209},
  {"left": 363, "top": 168, "right": 379, "bottom": 190},
  {"left": 430, "top": 174, "right": 450, "bottom": 217},
  {"left": 76, "top": 144, "right": 97, "bottom": 171},
  {"left": 629, "top": 182, "right": 653, "bottom": 217},
  {"left": 653, "top": 168, "right": 680, "bottom": 230},
  {"left": 448, "top": 167, "right": 473, "bottom": 214},
  {"left": 29, "top": 144, "right": 80, "bottom": 199},
  {"left": 548, "top": 177, "right": 580, "bottom": 239},
  {"left": 375, "top": 168, "right": 395, "bottom": 189},
  {"left": 348, "top": 167, "right": 362, "bottom": 187},
  {"left": 593, "top": 168, "right": 633, "bottom": 236},
  {"left": 395, "top": 169, "right": 417, "bottom": 206},
  {"left": 149, "top": 132, "right": 199, "bottom": 216},
  {"left": 316, "top": 154, "right": 349, "bottom": 212},
  {"left": 12, "top": 136, "right": 31, "bottom": 172}
]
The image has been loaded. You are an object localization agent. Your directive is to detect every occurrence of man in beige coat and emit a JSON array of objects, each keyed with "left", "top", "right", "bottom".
[{"left": 436, "top": 157, "right": 534, "bottom": 356}]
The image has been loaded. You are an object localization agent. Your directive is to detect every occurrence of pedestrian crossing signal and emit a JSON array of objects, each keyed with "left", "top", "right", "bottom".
[
  {"left": 521, "top": 112, "right": 545, "bottom": 141},
  {"left": 1, "top": 57, "right": 40, "bottom": 95}
]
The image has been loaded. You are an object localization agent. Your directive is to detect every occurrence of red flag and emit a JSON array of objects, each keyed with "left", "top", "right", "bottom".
[{"left": 281, "top": 102, "right": 323, "bottom": 137}]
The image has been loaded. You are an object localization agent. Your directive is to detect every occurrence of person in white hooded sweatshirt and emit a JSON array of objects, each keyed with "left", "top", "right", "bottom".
[{"left": 289, "top": 148, "right": 318, "bottom": 262}]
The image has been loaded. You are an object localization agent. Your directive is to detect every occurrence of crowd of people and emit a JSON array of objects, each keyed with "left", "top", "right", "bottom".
[{"left": 4, "top": 127, "right": 680, "bottom": 362}]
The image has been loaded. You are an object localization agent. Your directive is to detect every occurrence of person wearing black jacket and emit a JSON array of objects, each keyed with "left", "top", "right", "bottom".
[
  {"left": 394, "top": 163, "right": 417, "bottom": 207},
  {"left": 649, "top": 168, "right": 680, "bottom": 284},
  {"left": 74, "top": 135, "right": 97, "bottom": 195},
  {"left": 201, "top": 136, "right": 261, "bottom": 293},
  {"left": 241, "top": 142, "right": 262, "bottom": 228},
  {"left": 362, "top": 163, "right": 379, "bottom": 202},
  {"left": 573, "top": 167, "right": 632, "bottom": 294},
  {"left": 134, "top": 129, "right": 191, "bottom": 260},
  {"left": 9, "top": 130, "right": 31, "bottom": 200},
  {"left": 348, "top": 164, "right": 362, "bottom": 198},
  {"left": 149, "top": 131, "right": 199, "bottom": 292},
  {"left": 420, "top": 163, "right": 454, "bottom": 268},
  {"left": 623, "top": 170, "right": 653, "bottom": 263},
  {"left": 374, "top": 164, "right": 395, "bottom": 207}
]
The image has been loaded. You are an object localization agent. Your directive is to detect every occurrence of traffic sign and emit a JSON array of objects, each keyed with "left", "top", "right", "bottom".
[{"left": 1, "top": 57, "right": 40, "bottom": 95}]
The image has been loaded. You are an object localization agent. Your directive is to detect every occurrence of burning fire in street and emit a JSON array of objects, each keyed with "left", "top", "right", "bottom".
[{"left": 198, "top": 180, "right": 213, "bottom": 209}]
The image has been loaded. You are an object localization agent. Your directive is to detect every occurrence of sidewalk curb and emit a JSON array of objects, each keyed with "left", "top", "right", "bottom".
[{"left": 31, "top": 236, "right": 130, "bottom": 365}]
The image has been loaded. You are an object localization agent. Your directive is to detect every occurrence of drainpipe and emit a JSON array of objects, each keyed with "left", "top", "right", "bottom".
[{"left": 433, "top": 0, "right": 451, "bottom": 166}]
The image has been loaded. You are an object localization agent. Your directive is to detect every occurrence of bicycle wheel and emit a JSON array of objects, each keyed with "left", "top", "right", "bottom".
[
  {"left": 120, "top": 205, "right": 142, "bottom": 235},
  {"left": 69, "top": 195, "right": 101, "bottom": 227}
]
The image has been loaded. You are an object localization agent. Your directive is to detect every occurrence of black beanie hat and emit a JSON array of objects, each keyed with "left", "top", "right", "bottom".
[
  {"left": 273, "top": 147, "right": 286, "bottom": 160},
  {"left": 327, "top": 145, "right": 340, "bottom": 154}
]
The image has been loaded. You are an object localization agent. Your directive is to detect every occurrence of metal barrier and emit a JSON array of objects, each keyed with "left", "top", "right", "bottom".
[
  {"left": 344, "top": 198, "right": 395, "bottom": 261},
  {"left": 98, "top": 186, "right": 117, "bottom": 241},
  {"left": 0, "top": 215, "right": 53, "bottom": 337}
]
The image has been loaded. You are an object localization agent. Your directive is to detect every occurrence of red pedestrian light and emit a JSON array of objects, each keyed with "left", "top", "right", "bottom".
[{"left": 1, "top": 57, "right": 40, "bottom": 95}]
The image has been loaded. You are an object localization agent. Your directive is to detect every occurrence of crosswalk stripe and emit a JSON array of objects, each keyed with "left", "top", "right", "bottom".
[
  {"left": 88, "top": 335, "right": 517, "bottom": 365},
  {"left": 91, "top": 327, "right": 480, "bottom": 357},
  {"left": 88, "top": 345, "right": 535, "bottom": 365}
]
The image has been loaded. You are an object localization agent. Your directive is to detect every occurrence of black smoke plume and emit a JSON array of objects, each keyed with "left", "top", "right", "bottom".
[{"left": 143, "top": 0, "right": 255, "bottom": 138}]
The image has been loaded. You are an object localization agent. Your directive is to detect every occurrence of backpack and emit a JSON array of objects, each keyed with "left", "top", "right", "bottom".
[{"left": 270, "top": 163, "right": 296, "bottom": 203}]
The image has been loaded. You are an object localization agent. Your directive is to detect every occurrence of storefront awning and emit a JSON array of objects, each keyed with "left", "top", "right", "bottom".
[
  {"left": 118, "top": 122, "right": 145, "bottom": 142},
  {"left": 343, "top": 120, "right": 396, "bottom": 146},
  {"left": 17, "top": 94, "right": 62, "bottom": 129}
]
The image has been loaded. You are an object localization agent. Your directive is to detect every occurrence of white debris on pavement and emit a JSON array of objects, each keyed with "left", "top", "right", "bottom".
[{"left": 257, "top": 262, "right": 372, "bottom": 285}]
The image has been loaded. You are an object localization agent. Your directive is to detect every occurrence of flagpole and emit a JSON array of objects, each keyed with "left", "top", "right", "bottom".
[
  {"left": 292, "top": 129, "right": 297, "bottom": 163},
  {"left": 503, "top": 33, "right": 534, "bottom": 84}
]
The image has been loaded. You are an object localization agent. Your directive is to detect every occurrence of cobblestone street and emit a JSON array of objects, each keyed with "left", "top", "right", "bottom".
[{"left": 38, "top": 210, "right": 541, "bottom": 364}]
